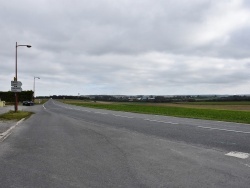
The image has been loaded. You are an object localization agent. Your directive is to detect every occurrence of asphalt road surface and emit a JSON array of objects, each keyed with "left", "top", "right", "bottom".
[{"left": 0, "top": 99, "right": 249, "bottom": 187}]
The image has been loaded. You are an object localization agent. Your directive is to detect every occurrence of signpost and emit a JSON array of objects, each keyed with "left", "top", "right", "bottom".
[
  {"left": 11, "top": 81, "right": 22, "bottom": 92},
  {"left": 11, "top": 87, "right": 22, "bottom": 92},
  {"left": 11, "top": 81, "right": 22, "bottom": 87}
]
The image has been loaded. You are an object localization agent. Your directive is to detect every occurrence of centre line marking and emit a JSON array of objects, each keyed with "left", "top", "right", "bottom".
[
  {"left": 94, "top": 112, "right": 108, "bottom": 115},
  {"left": 198, "top": 126, "right": 250, "bottom": 134},
  {"left": 112, "top": 114, "right": 133, "bottom": 118},
  {"left": 144, "top": 119, "right": 178, "bottom": 125}
]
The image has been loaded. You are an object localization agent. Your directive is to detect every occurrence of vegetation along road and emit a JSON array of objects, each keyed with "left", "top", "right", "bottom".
[{"left": 62, "top": 100, "right": 250, "bottom": 124}]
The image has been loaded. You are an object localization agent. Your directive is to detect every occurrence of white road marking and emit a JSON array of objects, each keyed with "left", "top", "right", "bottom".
[
  {"left": 0, "top": 118, "right": 25, "bottom": 142},
  {"left": 94, "top": 112, "right": 108, "bottom": 115},
  {"left": 198, "top": 126, "right": 250, "bottom": 134},
  {"left": 112, "top": 114, "right": 134, "bottom": 118},
  {"left": 171, "top": 122, "right": 179, "bottom": 125},
  {"left": 226, "top": 151, "right": 249, "bottom": 159},
  {"left": 148, "top": 119, "right": 163, "bottom": 122},
  {"left": 82, "top": 110, "right": 91, "bottom": 112},
  {"left": 53, "top": 102, "right": 181, "bottom": 124},
  {"left": 245, "top": 164, "right": 250, "bottom": 168},
  {"left": 143, "top": 119, "right": 178, "bottom": 125},
  {"left": 42, "top": 104, "right": 46, "bottom": 110}
]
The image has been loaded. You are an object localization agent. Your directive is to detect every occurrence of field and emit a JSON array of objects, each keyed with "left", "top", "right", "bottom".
[{"left": 60, "top": 100, "right": 250, "bottom": 124}]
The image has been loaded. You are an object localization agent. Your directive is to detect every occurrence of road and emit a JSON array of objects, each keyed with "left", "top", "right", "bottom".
[{"left": 0, "top": 99, "right": 249, "bottom": 187}]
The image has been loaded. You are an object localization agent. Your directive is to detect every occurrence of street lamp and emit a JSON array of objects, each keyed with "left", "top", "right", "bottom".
[
  {"left": 33, "top": 76, "right": 40, "bottom": 102},
  {"left": 15, "top": 42, "right": 32, "bottom": 112}
]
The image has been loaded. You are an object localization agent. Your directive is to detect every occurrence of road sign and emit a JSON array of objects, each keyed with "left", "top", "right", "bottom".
[
  {"left": 11, "top": 81, "right": 22, "bottom": 87},
  {"left": 11, "top": 86, "right": 22, "bottom": 92},
  {"left": 11, "top": 88, "right": 22, "bottom": 92}
]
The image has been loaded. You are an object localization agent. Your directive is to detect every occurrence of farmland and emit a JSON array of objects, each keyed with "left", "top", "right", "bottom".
[{"left": 60, "top": 100, "right": 250, "bottom": 124}]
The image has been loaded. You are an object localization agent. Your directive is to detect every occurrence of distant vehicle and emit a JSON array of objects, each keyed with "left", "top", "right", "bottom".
[{"left": 23, "top": 101, "right": 34, "bottom": 106}]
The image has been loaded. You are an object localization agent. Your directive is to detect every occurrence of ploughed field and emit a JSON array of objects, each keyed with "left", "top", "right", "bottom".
[{"left": 59, "top": 100, "right": 250, "bottom": 124}]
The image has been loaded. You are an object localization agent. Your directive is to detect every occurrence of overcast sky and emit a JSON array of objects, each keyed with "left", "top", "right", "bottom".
[{"left": 1, "top": 0, "right": 250, "bottom": 96}]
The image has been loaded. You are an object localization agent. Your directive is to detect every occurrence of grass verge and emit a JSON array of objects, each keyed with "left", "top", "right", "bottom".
[
  {"left": 64, "top": 101, "right": 250, "bottom": 124},
  {"left": 0, "top": 111, "right": 34, "bottom": 121},
  {"left": 34, "top": 99, "right": 48, "bottom": 105}
]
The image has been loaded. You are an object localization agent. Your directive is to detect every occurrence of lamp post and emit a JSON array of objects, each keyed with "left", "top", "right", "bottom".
[
  {"left": 33, "top": 76, "right": 40, "bottom": 102},
  {"left": 15, "top": 42, "right": 32, "bottom": 112}
]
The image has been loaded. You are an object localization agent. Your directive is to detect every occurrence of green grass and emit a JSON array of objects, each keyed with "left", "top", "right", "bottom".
[
  {"left": 65, "top": 101, "right": 250, "bottom": 124},
  {"left": 176, "top": 101, "right": 250, "bottom": 105},
  {"left": 0, "top": 111, "right": 34, "bottom": 121},
  {"left": 34, "top": 99, "right": 48, "bottom": 105}
]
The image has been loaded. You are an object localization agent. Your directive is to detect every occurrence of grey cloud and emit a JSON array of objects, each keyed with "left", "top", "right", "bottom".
[
  {"left": 1, "top": 0, "right": 250, "bottom": 95},
  {"left": 4, "top": 0, "right": 246, "bottom": 59}
]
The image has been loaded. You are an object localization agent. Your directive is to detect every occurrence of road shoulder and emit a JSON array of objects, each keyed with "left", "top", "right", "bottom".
[{"left": 0, "top": 119, "right": 25, "bottom": 142}]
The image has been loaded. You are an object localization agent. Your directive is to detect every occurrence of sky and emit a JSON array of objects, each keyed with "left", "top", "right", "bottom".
[{"left": 1, "top": 0, "right": 250, "bottom": 96}]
